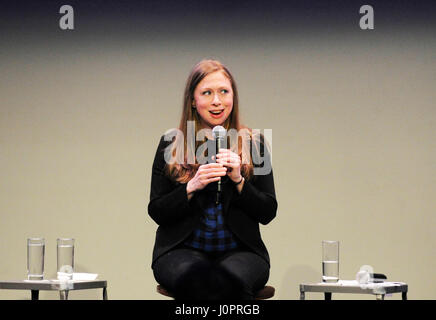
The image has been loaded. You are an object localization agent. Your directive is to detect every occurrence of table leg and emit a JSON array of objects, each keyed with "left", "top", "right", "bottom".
[
  {"left": 31, "top": 290, "right": 39, "bottom": 300},
  {"left": 300, "top": 291, "right": 305, "bottom": 300},
  {"left": 402, "top": 292, "right": 407, "bottom": 300},
  {"left": 324, "top": 292, "right": 332, "bottom": 300},
  {"left": 59, "top": 290, "right": 69, "bottom": 300},
  {"left": 103, "top": 287, "right": 108, "bottom": 300}
]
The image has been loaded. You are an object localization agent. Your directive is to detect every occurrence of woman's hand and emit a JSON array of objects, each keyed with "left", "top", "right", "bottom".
[
  {"left": 186, "top": 163, "right": 227, "bottom": 196},
  {"left": 215, "top": 149, "right": 243, "bottom": 183}
]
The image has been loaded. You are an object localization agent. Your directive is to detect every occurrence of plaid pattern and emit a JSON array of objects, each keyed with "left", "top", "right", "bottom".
[{"left": 185, "top": 193, "right": 238, "bottom": 252}]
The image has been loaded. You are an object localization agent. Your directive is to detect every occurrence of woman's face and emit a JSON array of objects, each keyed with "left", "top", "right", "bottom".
[{"left": 193, "top": 71, "right": 234, "bottom": 129}]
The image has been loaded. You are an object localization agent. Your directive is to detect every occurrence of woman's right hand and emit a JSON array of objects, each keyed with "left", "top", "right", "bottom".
[{"left": 186, "top": 163, "right": 227, "bottom": 196}]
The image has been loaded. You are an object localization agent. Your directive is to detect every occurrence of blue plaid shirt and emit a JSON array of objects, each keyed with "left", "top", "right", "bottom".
[{"left": 185, "top": 191, "right": 238, "bottom": 252}]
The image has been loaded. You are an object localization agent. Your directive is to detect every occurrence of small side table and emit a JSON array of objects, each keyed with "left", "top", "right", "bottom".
[
  {"left": 300, "top": 280, "right": 408, "bottom": 300},
  {"left": 0, "top": 280, "right": 108, "bottom": 300}
]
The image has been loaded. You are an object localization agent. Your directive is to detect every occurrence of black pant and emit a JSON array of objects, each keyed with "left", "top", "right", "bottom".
[{"left": 152, "top": 246, "right": 269, "bottom": 300}]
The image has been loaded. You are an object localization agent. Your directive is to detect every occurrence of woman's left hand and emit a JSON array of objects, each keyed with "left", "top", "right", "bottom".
[{"left": 215, "top": 149, "right": 243, "bottom": 183}]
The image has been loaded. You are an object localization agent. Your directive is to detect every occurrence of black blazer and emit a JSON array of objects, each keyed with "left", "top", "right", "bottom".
[{"left": 148, "top": 134, "right": 277, "bottom": 267}]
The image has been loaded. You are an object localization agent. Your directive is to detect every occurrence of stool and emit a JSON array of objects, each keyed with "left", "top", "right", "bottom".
[{"left": 157, "top": 284, "right": 275, "bottom": 300}]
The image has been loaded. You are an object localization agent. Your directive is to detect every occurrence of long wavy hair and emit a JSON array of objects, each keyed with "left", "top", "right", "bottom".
[{"left": 165, "top": 59, "right": 255, "bottom": 183}]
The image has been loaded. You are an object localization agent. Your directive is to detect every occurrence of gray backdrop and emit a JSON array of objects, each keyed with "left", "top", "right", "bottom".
[{"left": 1, "top": 1, "right": 435, "bottom": 299}]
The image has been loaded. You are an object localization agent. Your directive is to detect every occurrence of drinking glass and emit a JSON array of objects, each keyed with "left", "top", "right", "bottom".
[
  {"left": 322, "top": 240, "right": 339, "bottom": 283},
  {"left": 27, "top": 238, "right": 45, "bottom": 280},
  {"left": 57, "top": 238, "right": 74, "bottom": 280}
]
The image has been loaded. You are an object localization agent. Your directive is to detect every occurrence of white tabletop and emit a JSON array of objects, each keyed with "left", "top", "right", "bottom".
[
  {"left": 0, "top": 279, "right": 107, "bottom": 291},
  {"left": 300, "top": 280, "right": 408, "bottom": 295}
]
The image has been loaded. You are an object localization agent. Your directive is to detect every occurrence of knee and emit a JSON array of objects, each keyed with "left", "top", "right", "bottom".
[
  {"left": 153, "top": 250, "right": 211, "bottom": 295},
  {"left": 173, "top": 260, "right": 212, "bottom": 299},
  {"left": 211, "top": 266, "right": 247, "bottom": 299}
]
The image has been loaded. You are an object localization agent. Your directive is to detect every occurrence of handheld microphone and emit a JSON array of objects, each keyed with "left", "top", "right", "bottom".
[{"left": 212, "top": 125, "right": 227, "bottom": 204}]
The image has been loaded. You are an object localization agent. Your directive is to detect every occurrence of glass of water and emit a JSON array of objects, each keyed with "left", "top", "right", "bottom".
[
  {"left": 57, "top": 238, "right": 75, "bottom": 280},
  {"left": 322, "top": 240, "right": 339, "bottom": 283},
  {"left": 27, "top": 238, "right": 45, "bottom": 280}
]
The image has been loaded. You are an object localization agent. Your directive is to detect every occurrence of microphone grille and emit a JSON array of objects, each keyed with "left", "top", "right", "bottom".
[{"left": 212, "top": 126, "right": 227, "bottom": 139}]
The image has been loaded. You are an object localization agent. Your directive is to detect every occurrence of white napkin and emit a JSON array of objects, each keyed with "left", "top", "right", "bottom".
[
  {"left": 72, "top": 273, "right": 98, "bottom": 280},
  {"left": 356, "top": 270, "right": 371, "bottom": 284}
]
